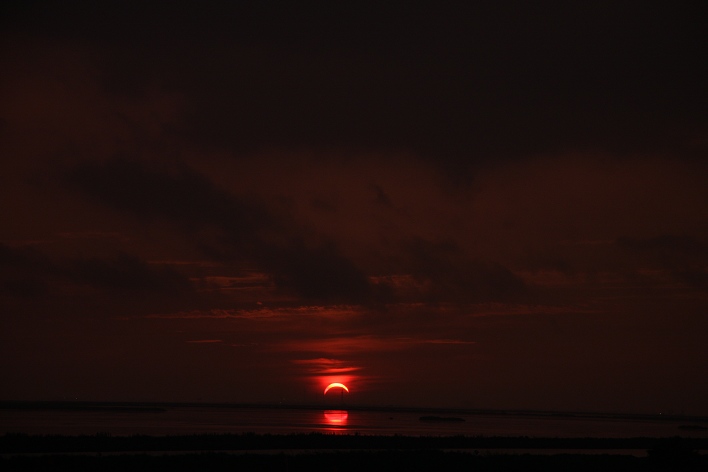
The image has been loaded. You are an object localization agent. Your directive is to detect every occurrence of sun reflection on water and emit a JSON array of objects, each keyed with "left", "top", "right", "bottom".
[{"left": 323, "top": 410, "right": 348, "bottom": 425}]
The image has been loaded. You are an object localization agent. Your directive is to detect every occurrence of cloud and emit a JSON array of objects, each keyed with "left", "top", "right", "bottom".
[
  {"left": 265, "top": 240, "right": 372, "bottom": 303},
  {"left": 65, "top": 252, "right": 192, "bottom": 293},
  {"left": 282, "top": 334, "right": 476, "bottom": 356},
  {"left": 0, "top": 243, "right": 193, "bottom": 303},
  {"left": 2, "top": 4, "right": 707, "bottom": 413},
  {"left": 0, "top": 242, "right": 50, "bottom": 268},
  {"left": 674, "top": 268, "right": 708, "bottom": 291},
  {"left": 291, "top": 358, "right": 362, "bottom": 375},
  {"left": 1, "top": 277, "right": 48, "bottom": 299},
  {"left": 0, "top": 243, "right": 52, "bottom": 299},
  {"left": 146, "top": 305, "right": 363, "bottom": 320},
  {"left": 397, "top": 238, "right": 526, "bottom": 303},
  {"left": 66, "top": 158, "right": 273, "bottom": 243},
  {"left": 616, "top": 235, "right": 708, "bottom": 264},
  {"left": 6, "top": 3, "right": 702, "bottom": 179},
  {"left": 421, "top": 339, "right": 476, "bottom": 345},
  {"left": 65, "top": 158, "right": 375, "bottom": 303},
  {"left": 617, "top": 235, "right": 708, "bottom": 291}
]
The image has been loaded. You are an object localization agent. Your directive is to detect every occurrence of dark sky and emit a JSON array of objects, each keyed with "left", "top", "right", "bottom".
[{"left": 1, "top": 1, "right": 707, "bottom": 413}]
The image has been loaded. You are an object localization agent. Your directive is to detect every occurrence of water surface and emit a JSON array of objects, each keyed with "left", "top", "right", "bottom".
[{"left": 2, "top": 405, "right": 706, "bottom": 438}]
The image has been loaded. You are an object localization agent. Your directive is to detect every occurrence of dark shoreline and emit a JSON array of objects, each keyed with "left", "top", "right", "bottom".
[
  {"left": 4, "top": 403, "right": 707, "bottom": 469},
  {"left": 1, "top": 450, "right": 684, "bottom": 472},
  {"left": 2, "top": 433, "right": 706, "bottom": 472},
  {"left": 2, "top": 432, "right": 707, "bottom": 453}
]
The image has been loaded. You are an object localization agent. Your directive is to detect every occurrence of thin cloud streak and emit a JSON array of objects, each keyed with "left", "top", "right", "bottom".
[{"left": 280, "top": 335, "right": 477, "bottom": 355}]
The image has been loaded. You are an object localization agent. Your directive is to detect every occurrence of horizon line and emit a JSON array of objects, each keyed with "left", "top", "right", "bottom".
[{"left": 1, "top": 400, "right": 706, "bottom": 422}]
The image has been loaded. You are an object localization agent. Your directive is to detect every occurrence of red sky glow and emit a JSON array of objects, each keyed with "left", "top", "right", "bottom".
[{"left": 1, "top": 2, "right": 707, "bottom": 415}]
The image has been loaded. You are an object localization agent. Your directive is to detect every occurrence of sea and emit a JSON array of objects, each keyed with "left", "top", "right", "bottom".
[{"left": 2, "top": 403, "right": 707, "bottom": 438}]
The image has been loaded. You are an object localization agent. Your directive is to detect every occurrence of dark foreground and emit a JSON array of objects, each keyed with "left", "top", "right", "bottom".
[{"left": 2, "top": 433, "right": 707, "bottom": 471}]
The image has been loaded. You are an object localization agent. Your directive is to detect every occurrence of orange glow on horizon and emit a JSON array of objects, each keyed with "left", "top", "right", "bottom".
[{"left": 324, "top": 382, "right": 349, "bottom": 395}]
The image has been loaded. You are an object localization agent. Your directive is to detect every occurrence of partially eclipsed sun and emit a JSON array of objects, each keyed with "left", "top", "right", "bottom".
[{"left": 324, "top": 382, "right": 349, "bottom": 395}]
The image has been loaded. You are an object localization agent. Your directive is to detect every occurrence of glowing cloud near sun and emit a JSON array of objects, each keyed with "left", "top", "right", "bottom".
[{"left": 324, "top": 382, "right": 349, "bottom": 395}]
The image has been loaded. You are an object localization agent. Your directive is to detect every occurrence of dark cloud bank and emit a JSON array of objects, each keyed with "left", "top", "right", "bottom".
[
  {"left": 3, "top": 2, "right": 706, "bottom": 167},
  {"left": 66, "top": 158, "right": 375, "bottom": 304},
  {"left": 65, "top": 158, "right": 527, "bottom": 305}
]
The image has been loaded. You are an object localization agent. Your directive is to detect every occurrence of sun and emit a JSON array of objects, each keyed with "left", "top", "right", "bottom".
[{"left": 324, "top": 382, "right": 349, "bottom": 395}]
